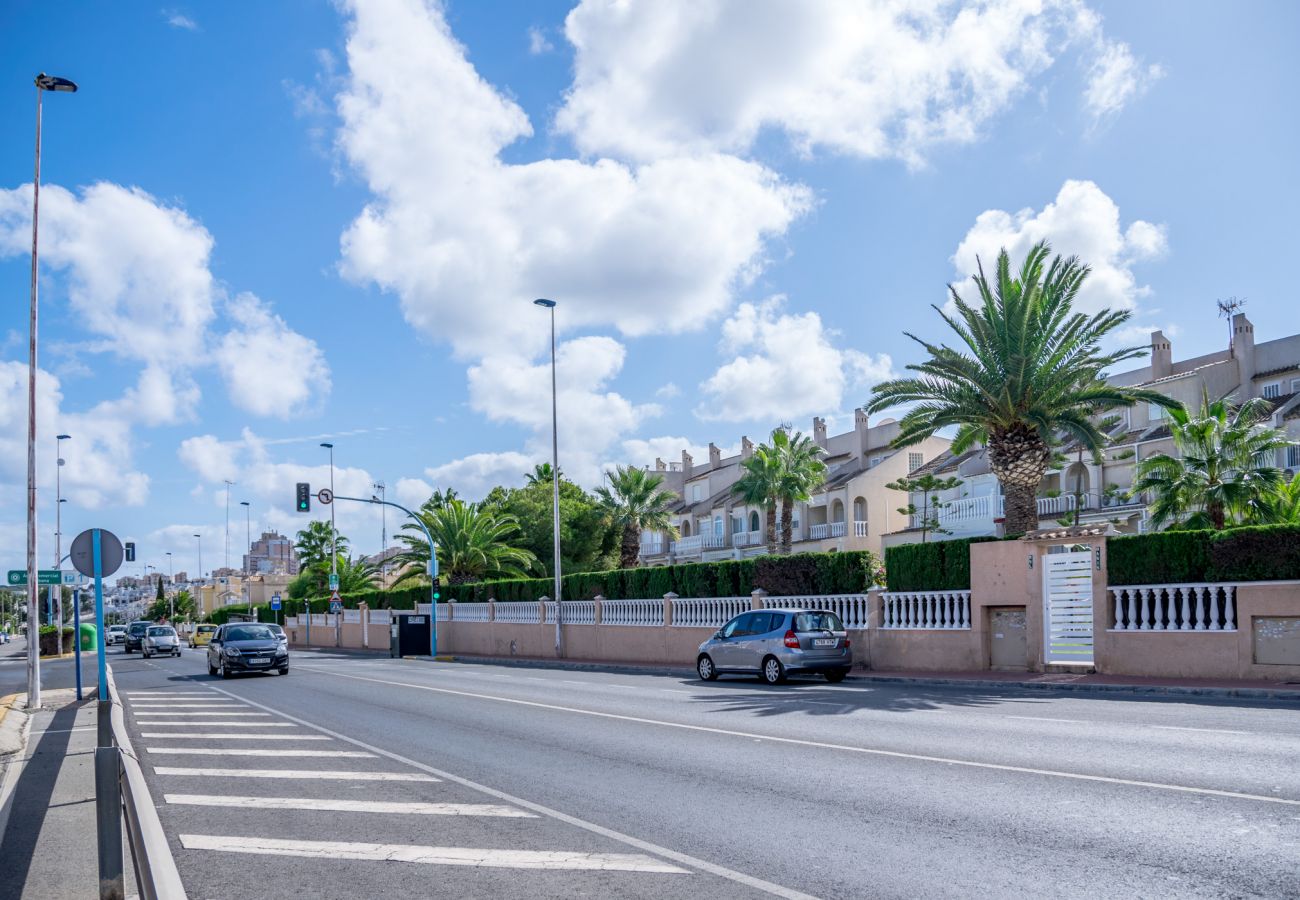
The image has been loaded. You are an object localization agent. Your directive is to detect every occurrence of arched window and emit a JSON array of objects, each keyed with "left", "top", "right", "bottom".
[
  {"left": 830, "top": 499, "right": 845, "bottom": 523},
  {"left": 749, "top": 511, "right": 760, "bottom": 533},
  {"left": 853, "top": 497, "right": 866, "bottom": 522},
  {"left": 681, "top": 520, "right": 691, "bottom": 537}
]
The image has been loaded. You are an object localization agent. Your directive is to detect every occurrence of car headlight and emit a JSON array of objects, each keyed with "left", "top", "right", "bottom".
[{"left": 225, "top": 647, "right": 242, "bottom": 657}]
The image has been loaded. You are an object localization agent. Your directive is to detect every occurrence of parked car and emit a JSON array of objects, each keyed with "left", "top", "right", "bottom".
[
  {"left": 124, "top": 620, "right": 154, "bottom": 654},
  {"left": 696, "top": 608, "right": 852, "bottom": 685},
  {"left": 207, "top": 623, "right": 288, "bottom": 678},
  {"left": 265, "top": 623, "right": 287, "bottom": 648},
  {"left": 189, "top": 624, "right": 218, "bottom": 649},
  {"left": 143, "top": 625, "right": 181, "bottom": 659},
  {"left": 107, "top": 624, "right": 128, "bottom": 645}
]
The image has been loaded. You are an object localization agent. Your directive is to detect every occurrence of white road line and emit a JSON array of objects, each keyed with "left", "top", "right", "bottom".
[
  {"left": 179, "top": 835, "right": 690, "bottom": 873},
  {"left": 1003, "top": 715, "right": 1086, "bottom": 724},
  {"left": 136, "top": 722, "right": 296, "bottom": 728},
  {"left": 211, "top": 687, "right": 821, "bottom": 900},
  {"left": 133, "top": 712, "right": 271, "bottom": 717},
  {"left": 303, "top": 668, "right": 1300, "bottom": 809},
  {"left": 155, "top": 767, "right": 439, "bottom": 782},
  {"left": 1151, "top": 725, "right": 1252, "bottom": 736},
  {"left": 165, "top": 795, "right": 536, "bottom": 817},
  {"left": 130, "top": 704, "right": 245, "bottom": 709},
  {"left": 147, "top": 748, "right": 373, "bottom": 758},
  {"left": 140, "top": 733, "right": 330, "bottom": 740}
]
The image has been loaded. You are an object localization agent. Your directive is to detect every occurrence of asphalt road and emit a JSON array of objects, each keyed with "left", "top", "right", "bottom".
[
  {"left": 111, "top": 648, "right": 1300, "bottom": 899},
  {"left": 0, "top": 636, "right": 99, "bottom": 697}
]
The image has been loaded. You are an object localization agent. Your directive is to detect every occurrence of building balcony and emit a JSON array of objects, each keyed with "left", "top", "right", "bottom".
[
  {"left": 669, "top": 533, "right": 728, "bottom": 556},
  {"left": 909, "top": 491, "right": 1148, "bottom": 531}
]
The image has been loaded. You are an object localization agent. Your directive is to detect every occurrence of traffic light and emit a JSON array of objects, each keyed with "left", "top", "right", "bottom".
[
  {"left": 124, "top": 542, "right": 136, "bottom": 562},
  {"left": 296, "top": 483, "right": 311, "bottom": 512},
  {"left": 432, "top": 588, "right": 441, "bottom": 602}
]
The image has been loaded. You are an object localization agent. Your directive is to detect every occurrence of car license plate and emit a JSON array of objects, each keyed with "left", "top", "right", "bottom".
[
  {"left": 813, "top": 638, "right": 836, "bottom": 647},
  {"left": 249, "top": 657, "right": 268, "bottom": 664}
]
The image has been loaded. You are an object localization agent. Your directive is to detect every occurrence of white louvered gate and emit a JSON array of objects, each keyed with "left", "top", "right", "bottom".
[{"left": 1043, "top": 547, "right": 1095, "bottom": 665}]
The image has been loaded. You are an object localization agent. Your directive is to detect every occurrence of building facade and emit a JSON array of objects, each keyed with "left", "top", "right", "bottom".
[{"left": 243, "top": 531, "right": 299, "bottom": 576}]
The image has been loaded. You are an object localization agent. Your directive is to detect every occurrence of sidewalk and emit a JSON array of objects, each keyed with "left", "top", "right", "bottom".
[
  {"left": 430, "top": 652, "right": 1300, "bottom": 701},
  {"left": 0, "top": 689, "right": 136, "bottom": 900}
]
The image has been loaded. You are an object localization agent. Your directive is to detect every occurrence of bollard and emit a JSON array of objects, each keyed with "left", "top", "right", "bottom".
[
  {"left": 95, "top": 746, "right": 124, "bottom": 899},
  {"left": 97, "top": 699, "right": 112, "bottom": 749}
]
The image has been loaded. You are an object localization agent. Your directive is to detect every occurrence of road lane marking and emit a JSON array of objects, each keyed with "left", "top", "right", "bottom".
[
  {"left": 179, "top": 835, "right": 690, "bottom": 873},
  {"left": 133, "top": 712, "right": 271, "bottom": 717},
  {"left": 147, "top": 748, "right": 373, "bottom": 758},
  {"left": 1003, "top": 715, "right": 1085, "bottom": 724},
  {"left": 302, "top": 669, "right": 1300, "bottom": 809},
  {"left": 130, "top": 703, "right": 246, "bottom": 709},
  {"left": 209, "top": 687, "right": 821, "bottom": 900},
  {"left": 136, "top": 721, "right": 296, "bottom": 727},
  {"left": 140, "top": 733, "right": 330, "bottom": 740},
  {"left": 1151, "top": 725, "right": 1252, "bottom": 736},
  {"left": 165, "top": 795, "right": 536, "bottom": 817},
  {"left": 125, "top": 693, "right": 218, "bottom": 697},
  {"left": 155, "top": 767, "right": 439, "bottom": 782}
]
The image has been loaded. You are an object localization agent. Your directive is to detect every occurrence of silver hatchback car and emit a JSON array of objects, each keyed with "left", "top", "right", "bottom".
[{"left": 697, "top": 608, "right": 852, "bottom": 684}]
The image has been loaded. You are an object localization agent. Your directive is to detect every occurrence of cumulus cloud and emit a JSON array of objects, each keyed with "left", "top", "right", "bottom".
[
  {"left": 334, "top": 0, "right": 811, "bottom": 359},
  {"left": 162, "top": 9, "right": 198, "bottom": 31},
  {"left": 527, "top": 26, "right": 553, "bottom": 55},
  {"left": 424, "top": 451, "right": 536, "bottom": 500},
  {"left": 695, "top": 298, "right": 894, "bottom": 423},
  {"left": 557, "top": 0, "right": 1156, "bottom": 168},
  {"left": 216, "top": 294, "right": 330, "bottom": 418},
  {"left": 950, "top": 179, "right": 1168, "bottom": 315}
]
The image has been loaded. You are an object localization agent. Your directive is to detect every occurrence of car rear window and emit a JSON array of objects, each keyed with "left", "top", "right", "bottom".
[
  {"left": 793, "top": 612, "right": 844, "bottom": 633},
  {"left": 147, "top": 626, "right": 174, "bottom": 637},
  {"left": 197, "top": 625, "right": 217, "bottom": 633},
  {"left": 129, "top": 623, "right": 150, "bottom": 634}
]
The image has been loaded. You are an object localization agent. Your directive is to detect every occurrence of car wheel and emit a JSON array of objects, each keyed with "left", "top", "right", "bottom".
[
  {"left": 760, "top": 656, "right": 786, "bottom": 685},
  {"left": 207, "top": 660, "right": 217, "bottom": 676},
  {"left": 143, "top": 650, "right": 150, "bottom": 659},
  {"left": 824, "top": 669, "right": 849, "bottom": 684},
  {"left": 278, "top": 667, "right": 289, "bottom": 676},
  {"left": 696, "top": 655, "right": 718, "bottom": 681},
  {"left": 220, "top": 661, "right": 232, "bottom": 679}
]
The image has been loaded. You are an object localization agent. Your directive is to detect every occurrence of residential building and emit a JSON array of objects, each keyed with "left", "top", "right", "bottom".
[
  {"left": 883, "top": 313, "right": 1300, "bottom": 547},
  {"left": 634, "top": 411, "right": 951, "bottom": 562},
  {"left": 193, "top": 574, "right": 293, "bottom": 617},
  {"left": 243, "top": 531, "right": 300, "bottom": 575}
]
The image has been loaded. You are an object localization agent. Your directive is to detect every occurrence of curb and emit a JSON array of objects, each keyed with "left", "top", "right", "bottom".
[
  {"left": 849, "top": 674, "right": 1300, "bottom": 702},
  {"left": 413, "top": 654, "right": 696, "bottom": 678}
]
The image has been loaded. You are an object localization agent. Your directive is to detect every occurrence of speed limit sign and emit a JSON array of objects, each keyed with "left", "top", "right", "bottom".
[{"left": 317, "top": 489, "right": 334, "bottom": 505}]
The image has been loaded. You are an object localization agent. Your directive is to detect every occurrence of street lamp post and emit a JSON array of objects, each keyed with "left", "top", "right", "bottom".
[
  {"left": 223, "top": 479, "right": 234, "bottom": 575},
  {"left": 54, "top": 433, "right": 70, "bottom": 655},
  {"left": 533, "top": 298, "right": 562, "bottom": 657},
  {"left": 321, "top": 443, "right": 336, "bottom": 592},
  {"left": 165, "top": 552, "right": 174, "bottom": 621},
  {"left": 26, "top": 73, "right": 78, "bottom": 711},
  {"left": 240, "top": 500, "right": 251, "bottom": 612},
  {"left": 373, "top": 480, "right": 386, "bottom": 585},
  {"left": 194, "top": 533, "right": 202, "bottom": 617}
]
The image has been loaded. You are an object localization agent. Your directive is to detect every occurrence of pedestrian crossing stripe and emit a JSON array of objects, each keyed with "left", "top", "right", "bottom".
[
  {"left": 165, "top": 795, "right": 537, "bottom": 817},
  {"left": 154, "top": 767, "right": 439, "bottom": 781}
]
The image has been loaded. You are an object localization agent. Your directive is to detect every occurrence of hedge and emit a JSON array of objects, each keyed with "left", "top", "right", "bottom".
[
  {"left": 884, "top": 537, "right": 997, "bottom": 592},
  {"left": 1108, "top": 524, "right": 1300, "bottom": 584},
  {"left": 38, "top": 625, "right": 76, "bottom": 656},
  {"left": 324, "top": 550, "right": 884, "bottom": 608}
]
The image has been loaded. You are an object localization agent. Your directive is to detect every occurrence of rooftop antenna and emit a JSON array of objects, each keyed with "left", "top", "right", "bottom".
[{"left": 1217, "top": 296, "right": 1246, "bottom": 352}]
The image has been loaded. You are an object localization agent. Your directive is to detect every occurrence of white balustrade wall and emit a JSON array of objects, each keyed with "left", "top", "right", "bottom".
[
  {"left": 1108, "top": 584, "right": 1237, "bottom": 632},
  {"left": 601, "top": 599, "right": 666, "bottom": 627},
  {"left": 309, "top": 613, "right": 330, "bottom": 626},
  {"left": 881, "top": 591, "right": 971, "bottom": 629},
  {"left": 342, "top": 610, "right": 362, "bottom": 624},
  {"left": 285, "top": 616, "right": 298, "bottom": 628},
  {"left": 671, "top": 597, "right": 749, "bottom": 628},
  {"left": 556, "top": 600, "right": 597, "bottom": 625},
  {"left": 368, "top": 609, "right": 391, "bottom": 625},
  {"left": 763, "top": 594, "right": 871, "bottom": 630},
  {"left": 435, "top": 605, "right": 450, "bottom": 621},
  {"left": 453, "top": 602, "right": 493, "bottom": 623},
  {"left": 495, "top": 602, "right": 542, "bottom": 624}
]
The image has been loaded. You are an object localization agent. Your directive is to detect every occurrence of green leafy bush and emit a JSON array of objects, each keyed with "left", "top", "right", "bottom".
[
  {"left": 884, "top": 537, "right": 996, "bottom": 591},
  {"left": 1107, "top": 530, "right": 1213, "bottom": 585},
  {"left": 38, "top": 625, "right": 76, "bottom": 656},
  {"left": 1208, "top": 525, "right": 1300, "bottom": 581}
]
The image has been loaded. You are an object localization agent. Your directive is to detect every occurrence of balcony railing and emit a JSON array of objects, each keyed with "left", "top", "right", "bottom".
[
  {"left": 808, "top": 521, "right": 847, "bottom": 540},
  {"left": 669, "top": 533, "right": 728, "bottom": 555},
  {"left": 853, "top": 520, "right": 869, "bottom": 537},
  {"left": 908, "top": 492, "right": 1149, "bottom": 529},
  {"left": 732, "top": 530, "right": 765, "bottom": 548}
]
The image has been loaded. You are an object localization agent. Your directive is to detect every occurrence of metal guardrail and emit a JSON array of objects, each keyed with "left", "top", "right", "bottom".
[{"left": 101, "top": 665, "right": 188, "bottom": 900}]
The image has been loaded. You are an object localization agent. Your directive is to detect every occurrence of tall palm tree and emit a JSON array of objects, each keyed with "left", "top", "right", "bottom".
[
  {"left": 335, "top": 554, "right": 381, "bottom": 594},
  {"left": 391, "top": 498, "right": 541, "bottom": 586},
  {"left": 731, "top": 444, "right": 781, "bottom": 553},
  {"left": 773, "top": 429, "right": 827, "bottom": 553},
  {"left": 524, "top": 462, "right": 561, "bottom": 485},
  {"left": 596, "top": 466, "right": 679, "bottom": 568},
  {"left": 294, "top": 520, "right": 349, "bottom": 570},
  {"left": 1253, "top": 472, "right": 1300, "bottom": 525},
  {"left": 1134, "top": 393, "right": 1291, "bottom": 530},
  {"left": 866, "top": 241, "right": 1177, "bottom": 536}
]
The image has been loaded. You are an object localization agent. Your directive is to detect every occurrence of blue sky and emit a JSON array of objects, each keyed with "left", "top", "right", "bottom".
[{"left": 1, "top": 0, "right": 1297, "bottom": 579}]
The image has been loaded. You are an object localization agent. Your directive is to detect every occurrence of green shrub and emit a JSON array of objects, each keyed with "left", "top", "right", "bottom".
[
  {"left": 1107, "top": 530, "right": 1214, "bottom": 585},
  {"left": 38, "top": 626, "right": 76, "bottom": 656},
  {"left": 1208, "top": 525, "right": 1300, "bottom": 581},
  {"left": 884, "top": 537, "right": 996, "bottom": 591}
]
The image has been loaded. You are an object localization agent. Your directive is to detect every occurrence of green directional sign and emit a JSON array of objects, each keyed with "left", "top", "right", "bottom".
[{"left": 7, "top": 570, "right": 62, "bottom": 586}]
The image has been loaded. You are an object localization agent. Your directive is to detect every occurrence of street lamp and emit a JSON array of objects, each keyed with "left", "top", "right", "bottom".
[
  {"left": 533, "top": 298, "right": 562, "bottom": 657},
  {"left": 26, "top": 73, "right": 78, "bottom": 711},
  {"left": 321, "top": 443, "right": 336, "bottom": 595},
  {"left": 165, "top": 552, "right": 174, "bottom": 621},
  {"left": 373, "top": 480, "right": 387, "bottom": 585},
  {"left": 240, "top": 500, "right": 251, "bottom": 612},
  {"left": 223, "top": 479, "right": 234, "bottom": 574},
  {"left": 53, "top": 433, "right": 70, "bottom": 655}
]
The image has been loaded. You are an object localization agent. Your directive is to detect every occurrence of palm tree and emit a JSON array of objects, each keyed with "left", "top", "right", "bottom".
[
  {"left": 525, "top": 462, "right": 561, "bottom": 485},
  {"left": 773, "top": 429, "right": 826, "bottom": 553},
  {"left": 596, "top": 466, "right": 679, "bottom": 568},
  {"left": 392, "top": 498, "right": 541, "bottom": 586},
  {"left": 732, "top": 444, "right": 781, "bottom": 553},
  {"left": 1254, "top": 472, "right": 1300, "bottom": 525},
  {"left": 335, "top": 554, "right": 381, "bottom": 594},
  {"left": 1134, "top": 393, "right": 1291, "bottom": 530},
  {"left": 866, "top": 241, "right": 1178, "bottom": 535},
  {"left": 294, "top": 520, "right": 349, "bottom": 570}
]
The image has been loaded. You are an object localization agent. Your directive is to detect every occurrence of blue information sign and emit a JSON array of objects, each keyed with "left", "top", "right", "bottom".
[{"left": 270, "top": 593, "right": 282, "bottom": 611}]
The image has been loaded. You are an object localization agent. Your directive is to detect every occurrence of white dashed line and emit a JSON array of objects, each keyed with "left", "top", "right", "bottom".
[
  {"left": 147, "top": 748, "right": 373, "bottom": 758},
  {"left": 140, "top": 733, "right": 331, "bottom": 740},
  {"left": 154, "top": 767, "right": 439, "bottom": 782},
  {"left": 1151, "top": 725, "right": 1252, "bottom": 736},
  {"left": 137, "top": 722, "right": 296, "bottom": 728},
  {"left": 133, "top": 712, "right": 271, "bottom": 717},
  {"left": 165, "top": 795, "right": 536, "bottom": 817}
]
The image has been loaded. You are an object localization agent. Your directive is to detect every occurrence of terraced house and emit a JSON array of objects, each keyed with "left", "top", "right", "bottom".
[
  {"left": 634, "top": 412, "right": 950, "bottom": 562},
  {"left": 883, "top": 312, "right": 1300, "bottom": 547}
]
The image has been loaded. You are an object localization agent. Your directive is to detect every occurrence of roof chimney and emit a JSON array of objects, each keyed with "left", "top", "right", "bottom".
[
  {"left": 812, "top": 416, "right": 827, "bottom": 448},
  {"left": 1233, "top": 313, "right": 1257, "bottom": 394},
  {"left": 741, "top": 435, "right": 754, "bottom": 459},
  {"left": 854, "top": 408, "right": 870, "bottom": 457},
  {"left": 1149, "top": 330, "right": 1172, "bottom": 380},
  {"left": 654, "top": 457, "right": 666, "bottom": 472},
  {"left": 708, "top": 442, "right": 722, "bottom": 469},
  {"left": 681, "top": 449, "right": 693, "bottom": 479}
]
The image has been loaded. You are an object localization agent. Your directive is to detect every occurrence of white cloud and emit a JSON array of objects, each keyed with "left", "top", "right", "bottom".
[
  {"left": 527, "top": 26, "right": 553, "bottom": 55},
  {"left": 1081, "top": 37, "right": 1163, "bottom": 125},
  {"left": 216, "top": 293, "right": 331, "bottom": 418},
  {"left": 162, "top": 9, "right": 198, "bottom": 31},
  {"left": 424, "top": 451, "right": 536, "bottom": 500},
  {"left": 556, "top": 0, "right": 1153, "bottom": 168},
  {"left": 334, "top": 0, "right": 811, "bottom": 359},
  {"left": 695, "top": 298, "right": 894, "bottom": 423},
  {"left": 951, "top": 180, "right": 1168, "bottom": 315},
  {"left": 393, "top": 476, "right": 434, "bottom": 508}
]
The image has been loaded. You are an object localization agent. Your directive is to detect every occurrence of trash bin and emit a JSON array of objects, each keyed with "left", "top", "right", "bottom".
[{"left": 78, "top": 622, "right": 97, "bottom": 650}]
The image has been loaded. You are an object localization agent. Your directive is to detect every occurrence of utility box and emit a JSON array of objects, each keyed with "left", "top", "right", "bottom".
[
  {"left": 988, "top": 607, "right": 1028, "bottom": 671},
  {"left": 391, "top": 612, "right": 431, "bottom": 658}
]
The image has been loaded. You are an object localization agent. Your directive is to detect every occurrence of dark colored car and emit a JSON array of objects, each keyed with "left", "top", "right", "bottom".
[
  {"left": 207, "top": 623, "right": 288, "bottom": 678},
  {"left": 696, "top": 608, "right": 852, "bottom": 684},
  {"left": 124, "top": 620, "right": 154, "bottom": 654}
]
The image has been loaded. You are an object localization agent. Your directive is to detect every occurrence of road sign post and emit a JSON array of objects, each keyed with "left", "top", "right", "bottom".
[
  {"left": 72, "top": 588, "right": 82, "bottom": 701},
  {"left": 270, "top": 593, "right": 281, "bottom": 626},
  {"left": 71, "top": 528, "right": 123, "bottom": 704}
]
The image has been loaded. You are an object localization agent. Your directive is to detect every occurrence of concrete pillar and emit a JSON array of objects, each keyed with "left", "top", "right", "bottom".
[
  {"left": 751, "top": 588, "right": 768, "bottom": 611},
  {"left": 360, "top": 602, "right": 369, "bottom": 649},
  {"left": 593, "top": 595, "right": 604, "bottom": 625},
  {"left": 663, "top": 592, "right": 678, "bottom": 626}
]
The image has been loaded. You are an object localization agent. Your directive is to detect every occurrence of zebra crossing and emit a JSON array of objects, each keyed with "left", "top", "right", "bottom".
[{"left": 121, "top": 686, "right": 697, "bottom": 895}]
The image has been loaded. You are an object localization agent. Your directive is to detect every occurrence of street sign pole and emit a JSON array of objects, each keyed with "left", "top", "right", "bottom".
[
  {"left": 92, "top": 529, "right": 108, "bottom": 702},
  {"left": 72, "top": 588, "right": 82, "bottom": 701}
]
